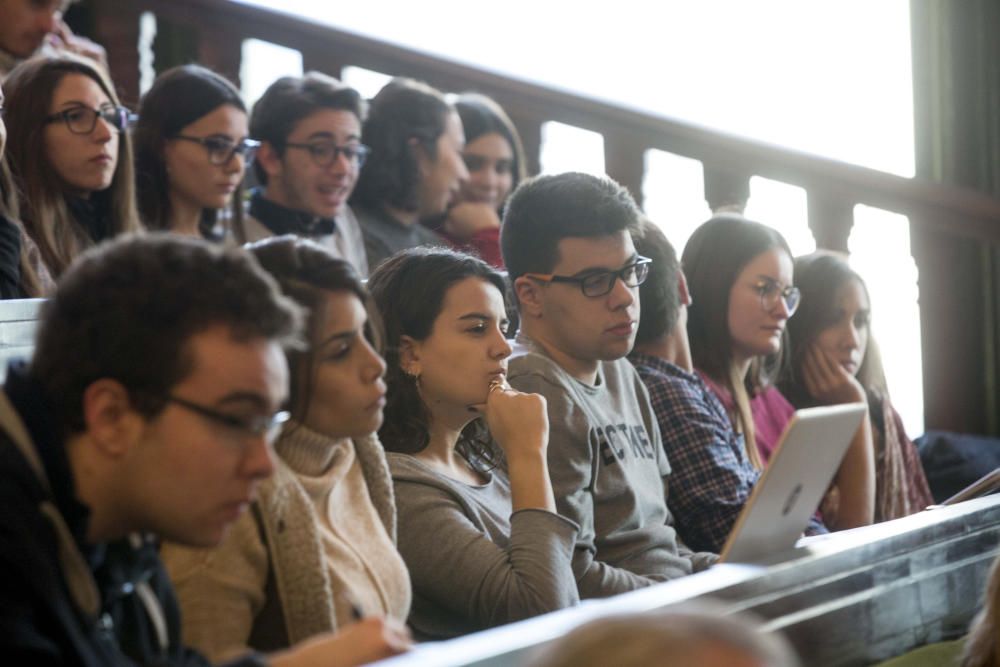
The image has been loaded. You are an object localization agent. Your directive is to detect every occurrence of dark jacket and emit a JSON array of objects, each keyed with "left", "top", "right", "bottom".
[{"left": 0, "top": 363, "right": 265, "bottom": 666}]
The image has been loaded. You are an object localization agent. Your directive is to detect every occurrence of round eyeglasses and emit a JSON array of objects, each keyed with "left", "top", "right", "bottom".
[
  {"left": 284, "top": 140, "right": 370, "bottom": 169},
  {"left": 45, "top": 105, "right": 135, "bottom": 134},
  {"left": 752, "top": 278, "right": 801, "bottom": 315},
  {"left": 172, "top": 135, "right": 261, "bottom": 166},
  {"left": 524, "top": 256, "right": 652, "bottom": 298}
]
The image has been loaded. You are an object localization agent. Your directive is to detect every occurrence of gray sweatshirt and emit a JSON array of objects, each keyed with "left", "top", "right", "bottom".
[
  {"left": 388, "top": 452, "right": 580, "bottom": 640},
  {"left": 508, "top": 334, "right": 716, "bottom": 599}
]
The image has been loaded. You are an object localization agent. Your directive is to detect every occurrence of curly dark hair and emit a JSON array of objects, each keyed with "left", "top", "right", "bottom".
[
  {"left": 367, "top": 246, "right": 507, "bottom": 464},
  {"left": 30, "top": 235, "right": 304, "bottom": 437},
  {"left": 350, "top": 77, "right": 451, "bottom": 213}
]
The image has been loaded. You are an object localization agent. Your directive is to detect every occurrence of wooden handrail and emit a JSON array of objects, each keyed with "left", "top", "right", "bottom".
[
  {"left": 92, "top": 0, "right": 1000, "bottom": 243},
  {"left": 83, "top": 0, "right": 1000, "bottom": 433}
]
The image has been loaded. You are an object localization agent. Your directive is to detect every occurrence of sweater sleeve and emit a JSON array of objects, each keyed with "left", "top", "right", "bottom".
[
  {"left": 160, "top": 507, "right": 269, "bottom": 663},
  {"left": 508, "top": 371, "right": 664, "bottom": 597},
  {"left": 393, "top": 476, "right": 579, "bottom": 632}
]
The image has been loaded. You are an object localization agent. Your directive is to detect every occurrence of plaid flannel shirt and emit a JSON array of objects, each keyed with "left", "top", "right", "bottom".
[
  {"left": 628, "top": 353, "right": 828, "bottom": 556},
  {"left": 628, "top": 352, "right": 761, "bottom": 553}
]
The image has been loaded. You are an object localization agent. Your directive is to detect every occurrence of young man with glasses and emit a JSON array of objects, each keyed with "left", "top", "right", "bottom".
[
  {"left": 244, "top": 72, "right": 370, "bottom": 276},
  {"left": 627, "top": 219, "right": 825, "bottom": 554},
  {"left": 502, "top": 172, "right": 715, "bottom": 600},
  {"left": 0, "top": 235, "right": 410, "bottom": 665}
]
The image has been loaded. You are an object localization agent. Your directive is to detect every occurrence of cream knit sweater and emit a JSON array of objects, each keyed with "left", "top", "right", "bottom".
[{"left": 161, "top": 424, "right": 410, "bottom": 662}]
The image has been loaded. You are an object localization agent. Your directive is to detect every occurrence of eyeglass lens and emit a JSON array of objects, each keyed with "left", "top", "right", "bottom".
[
  {"left": 63, "top": 106, "right": 130, "bottom": 134},
  {"left": 582, "top": 260, "right": 650, "bottom": 297}
]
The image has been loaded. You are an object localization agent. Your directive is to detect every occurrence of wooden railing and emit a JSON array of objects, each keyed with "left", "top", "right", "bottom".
[
  {"left": 80, "top": 0, "right": 1000, "bottom": 433},
  {"left": 370, "top": 496, "right": 1000, "bottom": 667}
]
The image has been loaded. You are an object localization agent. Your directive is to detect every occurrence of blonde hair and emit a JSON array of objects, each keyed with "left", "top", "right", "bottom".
[{"left": 4, "top": 54, "right": 141, "bottom": 278}]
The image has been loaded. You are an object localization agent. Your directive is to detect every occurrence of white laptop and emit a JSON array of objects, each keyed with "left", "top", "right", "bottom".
[{"left": 718, "top": 402, "right": 868, "bottom": 564}]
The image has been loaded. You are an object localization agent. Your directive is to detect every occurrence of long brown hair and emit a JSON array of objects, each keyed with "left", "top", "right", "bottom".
[
  {"left": 780, "top": 251, "right": 888, "bottom": 407},
  {"left": 4, "top": 54, "right": 141, "bottom": 278},
  {"left": 134, "top": 64, "right": 247, "bottom": 237},
  {"left": 683, "top": 214, "right": 794, "bottom": 468},
  {"left": 247, "top": 235, "right": 376, "bottom": 424}
]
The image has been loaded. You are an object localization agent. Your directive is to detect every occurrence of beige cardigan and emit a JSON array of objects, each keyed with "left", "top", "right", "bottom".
[{"left": 161, "top": 432, "right": 404, "bottom": 662}]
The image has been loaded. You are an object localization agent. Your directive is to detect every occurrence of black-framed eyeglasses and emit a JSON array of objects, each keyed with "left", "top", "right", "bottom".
[
  {"left": 172, "top": 135, "right": 261, "bottom": 166},
  {"left": 44, "top": 105, "right": 135, "bottom": 134},
  {"left": 166, "top": 394, "right": 289, "bottom": 444},
  {"left": 524, "top": 256, "right": 652, "bottom": 298},
  {"left": 752, "top": 277, "right": 801, "bottom": 315},
  {"left": 284, "top": 140, "right": 370, "bottom": 168}
]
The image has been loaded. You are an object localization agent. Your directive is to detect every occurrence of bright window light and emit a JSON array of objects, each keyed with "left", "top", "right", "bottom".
[
  {"left": 539, "top": 122, "right": 604, "bottom": 177},
  {"left": 342, "top": 66, "right": 393, "bottom": 99},
  {"left": 642, "top": 149, "right": 709, "bottom": 254},
  {"left": 240, "top": 39, "right": 303, "bottom": 106}
]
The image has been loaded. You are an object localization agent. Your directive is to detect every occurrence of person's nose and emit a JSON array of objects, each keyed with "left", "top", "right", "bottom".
[
  {"left": 361, "top": 338, "right": 388, "bottom": 383},
  {"left": 91, "top": 114, "right": 114, "bottom": 143},
  {"left": 222, "top": 150, "right": 244, "bottom": 176},
  {"left": 844, "top": 322, "right": 861, "bottom": 350},
  {"left": 491, "top": 327, "right": 513, "bottom": 360},
  {"left": 608, "top": 274, "right": 636, "bottom": 310},
  {"left": 242, "top": 433, "right": 277, "bottom": 481},
  {"left": 772, "top": 294, "right": 791, "bottom": 320}
]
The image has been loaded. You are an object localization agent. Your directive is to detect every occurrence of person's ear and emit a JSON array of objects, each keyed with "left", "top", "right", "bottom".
[
  {"left": 255, "top": 141, "right": 283, "bottom": 180},
  {"left": 677, "top": 269, "right": 692, "bottom": 307},
  {"left": 81, "top": 379, "right": 144, "bottom": 458},
  {"left": 398, "top": 335, "right": 422, "bottom": 377},
  {"left": 513, "top": 276, "right": 544, "bottom": 319}
]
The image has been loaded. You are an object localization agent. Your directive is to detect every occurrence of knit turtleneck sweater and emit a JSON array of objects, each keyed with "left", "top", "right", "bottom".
[{"left": 275, "top": 422, "right": 411, "bottom": 626}]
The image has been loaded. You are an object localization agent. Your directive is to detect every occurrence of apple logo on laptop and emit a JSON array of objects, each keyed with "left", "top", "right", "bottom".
[{"left": 782, "top": 484, "right": 803, "bottom": 516}]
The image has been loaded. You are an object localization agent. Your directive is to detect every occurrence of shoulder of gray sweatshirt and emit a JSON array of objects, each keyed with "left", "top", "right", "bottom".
[
  {"left": 507, "top": 335, "right": 717, "bottom": 600},
  {"left": 387, "top": 452, "right": 580, "bottom": 640}
]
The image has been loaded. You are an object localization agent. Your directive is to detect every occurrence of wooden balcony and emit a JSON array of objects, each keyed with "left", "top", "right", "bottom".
[{"left": 79, "top": 0, "right": 1000, "bottom": 432}]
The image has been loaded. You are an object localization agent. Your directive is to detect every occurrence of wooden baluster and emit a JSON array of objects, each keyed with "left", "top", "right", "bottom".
[
  {"left": 703, "top": 164, "right": 750, "bottom": 214},
  {"left": 604, "top": 132, "right": 647, "bottom": 209},
  {"left": 808, "top": 191, "right": 854, "bottom": 253},
  {"left": 87, "top": 0, "right": 142, "bottom": 106}
]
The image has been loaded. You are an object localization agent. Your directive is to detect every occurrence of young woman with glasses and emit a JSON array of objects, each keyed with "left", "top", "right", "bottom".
[
  {"left": 779, "top": 252, "right": 932, "bottom": 522},
  {"left": 368, "top": 246, "right": 579, "bottom": 640},
  {"left": 134, "top": 64, "right": 257, "bottom": 240},
  {"left": 161, "top": 236, "right": 412, "bottom": 662},
  {"left": 682, "top": 214, "right": 875, "bottom": 530},
  {"left": 3, "top": 53, "right": 140, "bottom": 278}
]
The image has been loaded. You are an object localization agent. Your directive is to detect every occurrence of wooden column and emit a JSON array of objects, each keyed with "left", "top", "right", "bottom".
[
  {"left": 703, "top": 164, "right": 750, "bottom": 213},
  {"left": 196, "top": 22, "right": 243, "bottom": 92},
  {"left": 87, "top": 0, "right": 142, "bottom": 106},
  {"left": 506, "top": 111, "right": 543, "bottom": 178},
  {"left": 910, "top": 218, "right": 989, "bottom": 432},
  {"left": 604, "top": 132, "right": 647, "bottom": 208},
  {"left": 807, "top": 191, "right": 854, "bottom": 253},
  {"left": 302, "top": 51, "right": 343, "bottom": 79}
]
